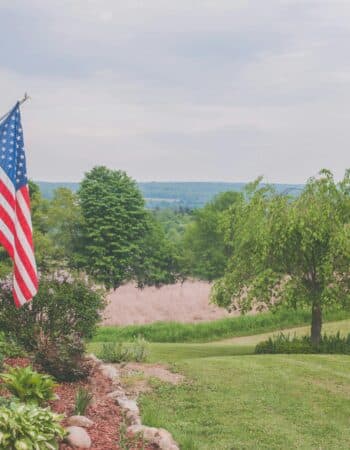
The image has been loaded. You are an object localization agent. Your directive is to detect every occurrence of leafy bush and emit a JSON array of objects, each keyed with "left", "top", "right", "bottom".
[
  {"left": 73, "top": 387, "right": 93, "bottom": 416},
  {"left": 0, "top": 366, "right": 57, "bottom": 406},
  {"left": 0, "top": 333, "right": 25, "bottom": 358},
  {"left": 98, "top": 337, "right": 149, "bottom": 363},
  {"left": 255, "top": 332, "right": 350, "bottom": 354},
  {"left": 0, "top": 271, "right": 106, "bottom": 352},
  {"left": 0, "top": 401, "right": 66, "bottom": 450},
  {"left": 35, "top": 332, "right": 90, "bottom": 382}
]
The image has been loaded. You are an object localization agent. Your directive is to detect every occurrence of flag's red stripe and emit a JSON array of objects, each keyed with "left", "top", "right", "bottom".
[
  {"left": 16, "top": 199, "right": 34, "bottom": 249},
  {"left": 14, "top": 266, "right": 33, "bottom": 301},
  {"left": 12, "top": 288, "right": 22, "bottom": 308},
  {"left": 0, "top": 204, "right": 15, "bottom": 236},
  {"left": 0, "top": 180, "right": 15, "bottom": 208},
  {"left": 14, "top": 233, "right": 38, "bottom": 289},
  {"left": 0, "top": 230, "right": 14, "bottom": 258}
]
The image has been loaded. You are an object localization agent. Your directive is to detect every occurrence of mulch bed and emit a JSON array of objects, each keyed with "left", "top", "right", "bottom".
[{"left": 3, "top": 357, "right": 157, "bottom": 450}]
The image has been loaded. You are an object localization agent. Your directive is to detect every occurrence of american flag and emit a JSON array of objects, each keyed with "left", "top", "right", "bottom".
[{"left": 0, "top": 102, "right": 38, "bottom": 307}]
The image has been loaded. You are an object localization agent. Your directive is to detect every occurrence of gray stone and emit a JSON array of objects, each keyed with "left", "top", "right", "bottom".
[
  {"left": 67, "top": 415, "right": 94, "bottom": 428},
  {"left": 126, "top": 409, "right": 141, "bottom": 425},
  {"left": 86, "top": 353, "right": 102, "bottom": 365},
  {"left": 100, "top": 364, "right": 120, "bottom": 380},
  {"left": 116, "top": 397, "right": 139, "bottom": 414},
  {"left": 65, "top": 426, "right": 91, "bottom": 448},
  {"left": 128, "top": 425, "right": 179, "bottom": 450},
  {"left": 107, "top": 388, "right": 125, "bottom": 400}
]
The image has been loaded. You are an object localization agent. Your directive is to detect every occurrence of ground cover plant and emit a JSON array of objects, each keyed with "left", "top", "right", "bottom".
[
  {"left": 0, "top": 366, "right": 57, "bottom": 406},
  {"left": 97, "top": 337, "right": 149, "bottom": 363},
  {"left": 92, "top": 307, "right": 350, "bottom": 343},
  {"left": 0, "top": 401, "right": 66, "bottom": 450},
  {"left": 255, "top": 331, "right": 350, "bottom": 354}
]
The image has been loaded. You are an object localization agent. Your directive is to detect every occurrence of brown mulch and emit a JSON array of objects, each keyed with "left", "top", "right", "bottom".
[{"left": 3, "top": 357, "right": 157, "bottom": 450}]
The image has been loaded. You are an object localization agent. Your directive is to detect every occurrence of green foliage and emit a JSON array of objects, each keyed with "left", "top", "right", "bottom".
[
  {"left": 35, "top": 332, "right": 89, "bottom": 382},
  {"left": 73, "top": 387, "right": 93, "bottom": 416},
  {"left": 0, "top": 401, "right": 66, "bottom": 450},
  {"left": 46, "top": 188, "right": 83, "bottom": 264},
  {"left": 97, "top": 337, "right": 149, "bottom": 363},
  {"left": 77, "top": 166, "right": 150, "bottom": 289},
  {"left": 92, "top": 308, "right": 350, "bottom": 343},
  {"left": 181, "top": 191, "right": 241, "bottom": 280},
  {"left": 212, "top": 170, "right": 350, "bottom": 344},
  {"left": 0, "top": 366, "right": 57, "bottom": 406},
  {"left": 255, "top": 332, "right": 350, "bottom": 354},
  {"left": 77, "top": 166, "right": 179, "bottom": 289},
  {"left": 0, "top": 333, "right": 25, "bottom": 359},
  {"left": 0, "top": 271, "right": 105, "bottom": 352}
]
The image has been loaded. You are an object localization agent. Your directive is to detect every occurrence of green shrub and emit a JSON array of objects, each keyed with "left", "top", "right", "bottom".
[
  {"left": 0, "top": 401, "right": 66, "bottom": 450},
  {"left": 0, "top": 366, "right": 57, "bottom": 406},
  {"left": 255, "top": 332, "right": 350, "bottom": 354},
  {"left": 97, "top": 337, "right": 149, "bottom": 363},
  {"left": 0, "top": 333, "right": 25, "bottom": 359},
  {"left": 0, "top": 271, "right": 106, "bottom": 352},
  {"left": 35, "top": 333, "right": 89, "bottom": 382},
  {"left": 73, "top": 387, "right": 93, "bottom": 416}
]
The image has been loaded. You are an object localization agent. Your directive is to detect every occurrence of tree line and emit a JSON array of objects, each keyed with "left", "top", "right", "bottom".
[{"left": 1, "top": 166, "right": 348, "bottom": 346}]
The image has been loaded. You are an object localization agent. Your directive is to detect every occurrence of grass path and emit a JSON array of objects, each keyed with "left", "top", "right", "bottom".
[{"left": 218, "top": 318, "right": 350, "bottom": 346}]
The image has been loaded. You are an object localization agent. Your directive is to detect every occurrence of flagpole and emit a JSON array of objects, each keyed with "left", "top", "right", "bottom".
[{"left": 0, "top": 93, "right": 30, "bottom": 123}]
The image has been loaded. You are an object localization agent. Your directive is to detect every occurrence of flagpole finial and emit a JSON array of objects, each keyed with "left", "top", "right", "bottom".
[{"left": 19, "top": 93, "right": 30, "bottom": 106}]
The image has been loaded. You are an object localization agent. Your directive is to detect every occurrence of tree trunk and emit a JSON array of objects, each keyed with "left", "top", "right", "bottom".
[{"left": 311, "top": 303, "right": 322, "bottom": 346}]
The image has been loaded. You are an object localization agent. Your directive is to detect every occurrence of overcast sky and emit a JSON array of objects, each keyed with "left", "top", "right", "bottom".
[{"left": 1, "top": 0, "right": 350, "bottom": 183}]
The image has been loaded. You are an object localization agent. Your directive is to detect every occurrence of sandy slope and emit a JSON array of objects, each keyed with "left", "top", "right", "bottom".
[{"left": 102, "top": 280, "right": 234, "bottom": 325}]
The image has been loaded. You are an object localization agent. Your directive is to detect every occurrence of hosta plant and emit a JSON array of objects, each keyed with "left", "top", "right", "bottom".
[
  {"left": 0, "top": 366, "right": 57, "bottom": 406},
  {"left": 0, "top": 401, "right": 66, "bottom": 450}
]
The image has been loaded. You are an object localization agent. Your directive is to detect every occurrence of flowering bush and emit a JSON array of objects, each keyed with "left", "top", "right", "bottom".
[{"left": 0, "top": 271, "right": 105, "bottom": 352}]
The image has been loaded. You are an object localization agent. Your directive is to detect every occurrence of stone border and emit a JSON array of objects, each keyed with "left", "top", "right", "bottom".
[{"left": 87, "top": 354, "right": 180, "bottom": 450}]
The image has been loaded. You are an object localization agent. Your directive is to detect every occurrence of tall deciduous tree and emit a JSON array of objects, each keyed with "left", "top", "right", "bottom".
[
  {"left": 77, "top": 166, "right": 179, "bottom": 289},
  {"left": 212, "top": 170, "right": 350, "bottom": 345}
]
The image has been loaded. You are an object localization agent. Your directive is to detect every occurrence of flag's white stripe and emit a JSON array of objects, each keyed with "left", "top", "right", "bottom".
[
  {"left": 15, "top": 219, "right": 37, "bottom": 273},
  {"left": 0, "top": 219, "right": 14, "bottom": 247},
  {"left": 14, "top": 251, "right": 37, "bottom": 296},
  {"left": 16, "top": 190, "right": 32, "bottom": 231},
  {"left": 0, "top": 191, "right": 15, "bottom": 222},
  {"left": 13, "top": 276, "right": 27, "bottom": 306},
  {"left": 0, "top": 167, "right": 15, "bottom": 198}
]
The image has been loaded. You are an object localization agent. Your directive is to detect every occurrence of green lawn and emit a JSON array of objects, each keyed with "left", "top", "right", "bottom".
[
  {"left": 89, "top": 319, "right": 350, "bottom": 449},
  {"left": 140, "top": 354, "right": 350, "bottom": 450}
]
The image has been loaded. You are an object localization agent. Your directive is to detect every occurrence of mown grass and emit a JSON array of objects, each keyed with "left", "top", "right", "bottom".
[
  {"left": 93, "top": 308, "right": 350, "bottom": 343},
  {"left": 89, "top": 318, "right": 350, "bottom": 449},
  {"left": 139, "top": 354, "right": 350, "bottom": 449}
]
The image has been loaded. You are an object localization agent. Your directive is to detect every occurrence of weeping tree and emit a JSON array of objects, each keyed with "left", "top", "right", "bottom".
[{"left": 212, "top": 170, "right": 350, "bottom": 345}]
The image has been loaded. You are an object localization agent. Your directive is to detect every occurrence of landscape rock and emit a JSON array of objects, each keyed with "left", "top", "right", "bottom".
[
  {"left": 128, "top": 425, "right": 179, "bottom": 450},
  {"left": 100, "top": 364, "right": 120, "bottom": 381},
  {"left": 125, "top": 409, "right": 141, "bottom": 425},
  {"left": 107, "top": 388, "right": 125, "bottom": 400},
  {"left": 86, "top": 353, "right": 102, "bottom": 365},
  {"left": 65, "top": 426, "right": 91, "bottom": 448},
  {"left": 67, "top": 415, "right": 94, "bottom": 428},
  {"left": 116, "top": 397, "right": 139, "bottom": 414}
]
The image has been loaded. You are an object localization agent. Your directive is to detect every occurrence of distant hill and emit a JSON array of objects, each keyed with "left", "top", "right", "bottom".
[{"left": 36, "top": 181, "right": 303, "bottom": 209}]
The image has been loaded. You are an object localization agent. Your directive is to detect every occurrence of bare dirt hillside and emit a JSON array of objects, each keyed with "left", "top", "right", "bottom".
[{"left": 102, "top": 280, "right": 234, "bottom": 325}]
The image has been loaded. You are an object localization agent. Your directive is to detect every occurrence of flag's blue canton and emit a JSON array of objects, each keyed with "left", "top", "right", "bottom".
[{"left": 0, "top": 103, "right": 27, "bottom": 190}]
